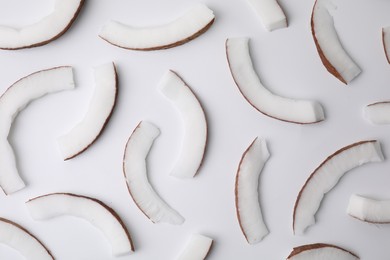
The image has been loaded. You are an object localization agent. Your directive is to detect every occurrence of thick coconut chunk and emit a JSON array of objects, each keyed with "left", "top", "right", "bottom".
[
  {"left": 226, "top": 37, "right": 325, "bottom": 124},
  {"left": 246, "top": 0, "right": 287, "bottom": 31},
  {"left": 287, "top": 243, "right": 359, "bottom": 260},
  {"left": 293, "top": 140, "right": 384, "bottom": 235},
  {"left": 26, "top": 193, "right": 134, "bottom": 256},
  {"left": 364, "top": 101, "right": 390, "bottom": 124},
  {"left": 235, "top": 137, "right": 270, "bottom": 244},
  {"left": 347, "top": 194, "right": 390, "bottom": 223},
  {"left": 0, "top": 67, "right": 74, "bottom": 195},
  {"left": 99, "top": 4, "right": 214, "bottom": 51},
  {"left": 176, "top": 234, "right": 213, "bottom": 260},
  {"left": 123, "top": 121, "right": 185, "bottom": 225},
  {"left": 58, "top": 62, "right": 118, "bottom": 160}
]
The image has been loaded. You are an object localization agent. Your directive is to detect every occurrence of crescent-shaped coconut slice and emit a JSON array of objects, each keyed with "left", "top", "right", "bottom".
[
  {"left": 57, "top": 62, "right": 118, "bottom": 160},
  {"left": 226, "top": 37, "right": 325, "bottom": 124},
  {"left": 26, "top": 193, "right": 134, "bottom": 256},
  {"left": 0, "top": 66, "right": 74, "bottom": 195},
  {"left": 293, "top": 140, "right": 384, "bottom": 235},
  {"left": 382, "top": 27, "right": 390, "bottom": 64},
  {"left": 347, "top": 194, "right": 390, "bottom": 223},
  {"left": 364, "top": 101, "right": 390, "bottom": 124},
  {"left": 123, "top": 121, "right": 185, "bottom": 225},
  {"left": 0, "top": 0, "right": 84, "bottom": 50},
  {"left": 311, "top": 0, "right": 361, "bottom": 84},
  {"left": 176, "top": 234, "right": 213, "bottom": 260},
  {"left": 287, "top": 243, "right": 359, "bottom": 260},
  {"left": 0, "top": 218, "right": 53, "bottom": 260},
  {"left": 158, "top": 70, "right": 207, "bottom": 178},
  {"left": 99, "top": 4, "right": 214, "bottom": 51},
  {"left": 235, "top": 137, "right": 270, "bottom": 244},
  {"left": 246, "top": 0, "right": 287, "bottom": 31}
]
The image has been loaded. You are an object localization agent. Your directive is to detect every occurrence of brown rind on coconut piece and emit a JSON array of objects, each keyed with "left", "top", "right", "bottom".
[
  {"left": 287, "top": 243, "right": 359, "bottom": 259},
  {"left": 382, "top": 28, "right": 390, "bottom": 64}
]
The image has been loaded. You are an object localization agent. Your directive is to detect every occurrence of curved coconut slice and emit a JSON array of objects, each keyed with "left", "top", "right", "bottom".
[
  {"left": 287, "top": 243, "right": 359, "bottom": 260},
  {"left": 293, "top": 140, "right": 384, "bottom": 235},
  {"left": 99, "top": 4, "right": 214, "bottom": 51},
  {"left": 176, "top": 234, "right": 213, "bottom": 260},
  {"left": 382, "top": 27, "right": 390, "bottom": 64},
  {"left": 0, "top": 66, "right": 74, "bottom": 195},
  {"left": 364, "top": 101, "right": 390, "bottom": 124},
  {"left": 226, "top": 37, "right": 325, "bottom": 124},
  {"left": 246, "top": 0, "right": 287, "bottom": 31},
  {"left": 0, "top": 217, "right": 53, "bottom": 260},
  {"left": 311, "top": 0, "right": 361, "bottom": 84},
  {"left": 347, "top": 194, "right": 390, "bottom": 223},
  {"left": 26, "top": 193, "right": 134, "bottom": 256},
  {"left": 158, "top": 71, "right": 207, "bottom": 178},
  {"left": 123, "top": 121, "right": 185, "bottom": 225},
  {"left": 57, "top": 62, "right": 117, "bottom": 160},
  {"left": 0, "top": 0, "right": 84, "bottom": 50},
  {"left": 235, "top": 137, "right": 270, "bottom": 244}
]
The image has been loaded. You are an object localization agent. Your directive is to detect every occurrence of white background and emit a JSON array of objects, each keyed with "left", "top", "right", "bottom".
[{"left": 0, "top": 0, "right": 390, "bottom": 259}]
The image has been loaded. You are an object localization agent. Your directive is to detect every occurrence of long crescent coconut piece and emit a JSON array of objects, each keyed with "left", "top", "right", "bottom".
[
  {"left": 26, "top": 193, "right": 134, "bottom": 256},
  {"left": 246, "top": 0, "right": 287, "bottom": 31},
  {"left": 0, "top": 217, "right": 53, "bottom": 260},
  {"left": 293, "top": 140, "right": 384, "bottom": 235},
  {"left": 287, "top": 243, "right": 359, "bottom": 260},
  {"left": 235, "top": 137, "right": 270, "bottom": 244},
  {"left": 0, "top": 66, "right": 75, "bottom": 195},
  {"left": 176, "top": 234, "right": 213, "bottom": 260},
  {"left": 311, "top": 0, "right": 361, "bottom": 84},
  {"left": 57, "top": 62, "right": 118, "bottom": 160},
  {"left": 226, "top": 37, "right": 325, "bottom": 124},
  {"left": 382, "top": 27, "right": 390, "bottom": 64},
  {"left": 347, "top": 194, "right": 390, "bottom": 223},
  {"left": 99, "top": 4, "right": 214, "bottom": 51},
  {"left": 123, "top": 121, "right": 185, "bottom": 225},
  {"left": 158, "top": 71, "right": 207, "bottom": 178},
  {"left": 364, "top": 101, "right": 390, "bottom": 124},
  {"left": 0, "top": 0, "right": 84, "bottom": 50}
]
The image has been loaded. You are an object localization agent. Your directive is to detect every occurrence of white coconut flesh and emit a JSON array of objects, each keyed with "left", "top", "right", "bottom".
[
  {"left": 383, "top": 27, "right": 390, "bottom": 63},
  {"left": 246, "top": 0, "right": 287, "bottom": 31},
  {"left": 0, "top": 218, "right": 53, "bottom": 260},
  {"left": 293, "top": 140, "right": 384, "bottom": 235},
  {"left": 57, "top": 62, "right": 117, "bottom": 160},
  {"left": 0, "top": 67, "right": 74, "bottom": 195},
  {"left": 287, "top": 244, "right": 359, "bottom": 260},
  {"left": 123, "top": 121, "right": 185, "bottom": 225},
  {"left": 311, "top": 0, "right": 361, "bottom": 84},
  {"left": 176, "top": 234, "right": 213, "bottom": 260},
  {"left": 26, "top": 193, "right": 134, "bottom": 256},
  {"left": 364, "top": 102, "right": 390, "bottom": 124},
  {"left": 158, "top": 71, "right": 207, "bottom": 178},
  {"left": 0, "top": 0, "right": 84, "bottom": 49},
  {"left": 347, "top": 194, "right": 390, "bottom": 223},
  {"left": 235, "top": 137, "right": 270, "bottom": 244},
  {"left": 226, "top": 37, "right": 325, "bottom": 124},
  {"left": 99, "top": 4, "right": 214, "bottom": 50}
]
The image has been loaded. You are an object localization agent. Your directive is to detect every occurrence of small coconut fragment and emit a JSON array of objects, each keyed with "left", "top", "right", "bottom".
[
  {"left": 176, "top": 234, "right": 213, "bottom": 260},
  {"left": 287, "top": 243, "right": 359, "bottom": 260},
  {"left": 347, "top": 194, "right": 390, "bottom": 223},
  {"left": 246, "top": 0, "right": 287, "bottom": 31},
  {"left": 364, "top": 101, "right": 390, "bottom": 124},
  {"left": 382, "top": 27, "right": 390, "bottom": 64}
]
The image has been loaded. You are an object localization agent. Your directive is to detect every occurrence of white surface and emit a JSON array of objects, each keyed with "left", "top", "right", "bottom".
[{"left": 0, "top": 0, "right": 390, "bottom": 259}]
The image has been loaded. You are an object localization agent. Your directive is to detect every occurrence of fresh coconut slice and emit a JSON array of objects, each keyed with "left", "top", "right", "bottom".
[
  {"left": 176, "top": 234, "right": 213, "bottom": 260},
  {"left": 287, "top": 243, "right": 359, "bottom": 260},
  {"left": 347, "top": 194, "right": 390, "bottom": 223},
  {"left": 0, "top": 0, "right": 84, "bottom": 50},
  {"left": 226, "top": 37, "right": 325, "bottom": 124},
  {"left": 235, "top": 137, "right": 270, "bottom": 244},
  {"left": 158, "top": 70, "right": 207, "bottom": 178},
  {"left": 382, "top": 27, "right": 390, "bottom": 64},
  {"left": 0, "top": 217, "right": 53, "bottom": 260},
  {"left": 99, "top": 4, "right": 214, "bottom": 51},
  {"left": 364, "top": 101, "right": 390, "bottom": 124},
  {"left": 246, "top": 0, "right": 287, "bottom": 31},
  {"left": 0, "top": 66, "right": 74, "bottom": 195},
  {"left": 57, "top": 62, "right": 118, "bottom": 160},
  {"left": 123, "top": 121, "right": 185, "bottom": 225},
  {"left": 26, "top": 193, "right": 134, "bottom": 256},
  {"left": 311, "top": 0, "right": 361, "bottom": 84},
  {"left": 293, "top": 140, "right": 384, "bottom": 235}
]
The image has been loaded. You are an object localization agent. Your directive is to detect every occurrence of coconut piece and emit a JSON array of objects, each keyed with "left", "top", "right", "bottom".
[
  {"left": 99, "top": 4, "right": 214, "bottom": 51},
  {"left": 287, "top": 243, "right": 359, "bottom": 260},
  {"left": 0, "top": 217, "right": 53, "bottom": 260},
  {"left": 0, "top": 0, "right": 84, "bottom": 50},
  {"left": 293, "top": 140, "right": 384, "bottom": 235},
  {"left": 382, "top": 27, "right": 390, "bottom": 64},
  {"left": 0, "top": 67, "right": 74, "bottom": 195},
  {"left": 235, "top": 137, "right": 269, "bottom": 244},
  {"left": 226, "top": 37, "right": 325, "bottom": 124},
  {"left": 246, "top": 0, "right": 287, "bottom": 31},
  {"left": 57, "top": 62, "right": 117, "bottom": 160},
  {"left": 311, "top": 0, "right": 361, "bottom": 84},
  {"left": 176, "top": 234, "right": 213, "bottom": 260},
  {"left": 123, "top": 121, "right": 184, "bottom": 225},
  {"left": 158, "top": 71, "right": 207, "bottom": 178},
  {"left": 347, "top": 194, "right": 390, "bottom": 223},
  {"left": 26, "top": 193, "right": 134, "bottom": 256},
  {"left": 364, "top": 101, "right": 390, "bottom": 124}
]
